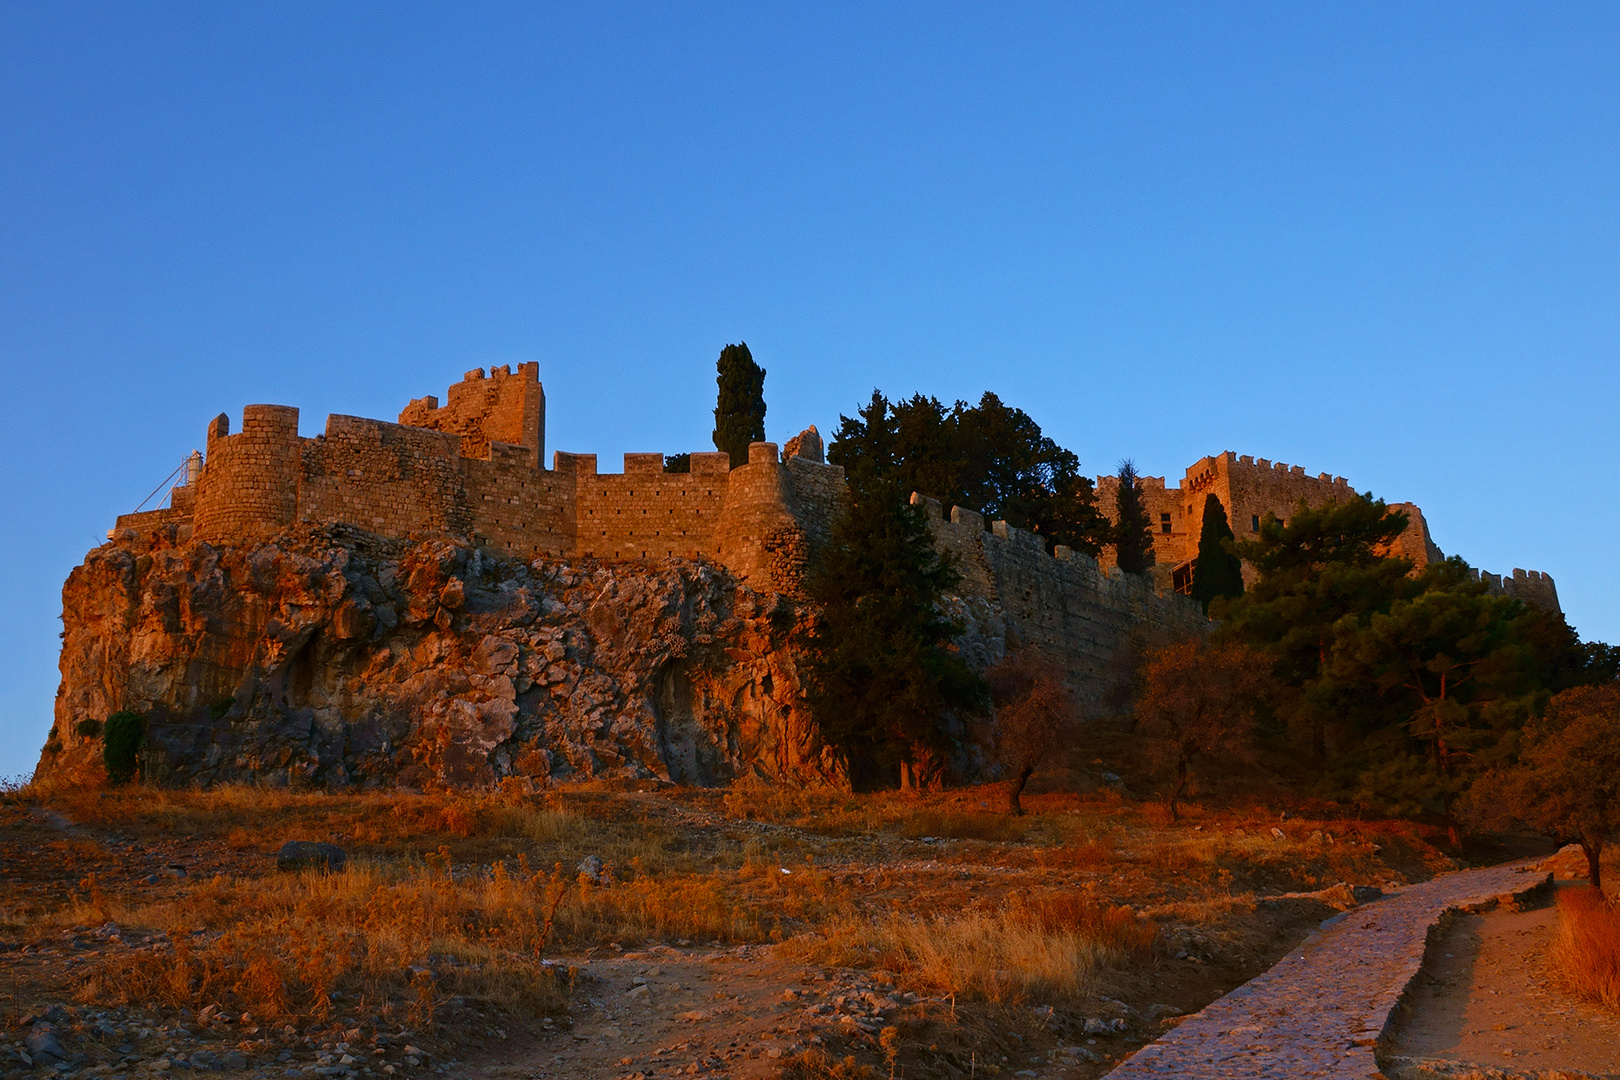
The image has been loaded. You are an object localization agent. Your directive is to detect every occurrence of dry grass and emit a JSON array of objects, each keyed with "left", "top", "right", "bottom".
[
  {"left": 786, "top": 892, "right": 1153, "bottom": 1004},
  {"left": 1551, "top": 886, "right": 1620, "bottom": 1014},
  {"left": 66, "top": 859, "right": 584, "bottom": 1025},
  {"left": 4, "top": 771, "right": 1458, "bottom": 1049},
  {"left": 58, "top": 847, "right": 860, "bottom": 1027}
]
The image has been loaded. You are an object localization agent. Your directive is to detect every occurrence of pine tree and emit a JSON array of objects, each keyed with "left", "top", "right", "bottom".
[
  {"left": 712, "top": 342, "right": 766, "bottom": 468},
  {"left": 800, "top": 474, "right": 986, "bottom": 789},
  {"left": 1190, "top": 493, "right": 1245, "bottom": 613},
  {"left": 825, "top": 390, "right": 1110, "bottom": 556},
  {"left": 1113, "top": 460, "right": 1156, "bottom": 575}
]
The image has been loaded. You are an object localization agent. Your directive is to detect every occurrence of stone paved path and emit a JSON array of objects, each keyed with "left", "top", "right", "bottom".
[{"left": 1103, "top": 860, "right": 1550, "bottom": 1080}]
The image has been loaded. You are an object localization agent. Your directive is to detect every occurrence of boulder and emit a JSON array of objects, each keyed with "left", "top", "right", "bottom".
[{"left": 25, "top": 1022, "right": 66, "bottom": 1064}]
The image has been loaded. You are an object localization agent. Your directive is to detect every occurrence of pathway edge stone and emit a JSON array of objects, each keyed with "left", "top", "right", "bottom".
[{"left": 1102, "top": 859, "right": 1552, "bottom": 1080}]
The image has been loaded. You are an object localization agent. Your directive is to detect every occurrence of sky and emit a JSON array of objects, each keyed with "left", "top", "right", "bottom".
[{"left": 2, "top": 3, "right": 1617, "bottom": 779}]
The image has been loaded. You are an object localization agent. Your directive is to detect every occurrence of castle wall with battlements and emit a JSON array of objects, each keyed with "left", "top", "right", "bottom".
[
  {"left": 1095, "top": 451, "right": 1452, "bottom": 596},
  {"left": 111, "top": 365, "right": 1560, "bottom": 654}
]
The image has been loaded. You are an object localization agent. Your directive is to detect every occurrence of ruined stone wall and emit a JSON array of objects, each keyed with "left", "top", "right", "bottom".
[
  {"left": 1480, "top": 567, "right": 1561, "bottom": 612},
  {"left": 398, "top": 363, "right": 546, "bottom": 466},
  {"left": 915, "top": 495, "right": 1208, "bottom": 707}
]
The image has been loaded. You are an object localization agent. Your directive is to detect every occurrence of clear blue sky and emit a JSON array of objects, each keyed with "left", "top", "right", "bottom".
[{"left": 3, "top": 4, "right": 1617, "bottom": 778}]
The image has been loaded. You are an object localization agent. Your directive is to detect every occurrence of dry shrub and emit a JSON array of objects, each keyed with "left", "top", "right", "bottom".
[
  {"left": 1039, "top": 839, "right": 1115, "bottom": 871},
  {"left": 986, "top": 653, "right": 1079, "bottom": 814},
  {"left": 1552, "top": 887, "right": 1620, "bottom": 1014},
  {"left": 792, "top": 895, "right": 1150, "bottom": 1004},
  {"left": 896, "top": 811, "right": 1025, "bottom": 843},
  {"left": 779, "top": 1048, "right": 879, "bottom": 1079}
]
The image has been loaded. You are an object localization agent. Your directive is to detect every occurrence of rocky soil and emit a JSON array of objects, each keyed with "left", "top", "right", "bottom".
[{"left": 38, "top": 526, "right": 840, "bottom": 790}]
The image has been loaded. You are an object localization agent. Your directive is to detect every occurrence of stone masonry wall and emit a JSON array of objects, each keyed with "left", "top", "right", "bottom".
[
  {"left": 915, "top": 495, "right": 1208, "bottom": 708},
  {"left": 192, "top": 405, "right": 301, "bottom": 543},
  {"left": 567, "top": 450, "right": 730, "bottom": 562}
]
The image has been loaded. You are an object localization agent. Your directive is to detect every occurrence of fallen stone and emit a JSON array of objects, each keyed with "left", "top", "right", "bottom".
[{"left": 25, "top": 1022, "right": 66, "bottom": 1064}]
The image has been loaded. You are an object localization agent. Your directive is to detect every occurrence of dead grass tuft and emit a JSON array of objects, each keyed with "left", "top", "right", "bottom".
[
  {"left": 1552, "top": 886, "right": 1620, "bottom": 1014},
  {"left": 788, "top": 894, "right": 1151, "bottom": 1004}
]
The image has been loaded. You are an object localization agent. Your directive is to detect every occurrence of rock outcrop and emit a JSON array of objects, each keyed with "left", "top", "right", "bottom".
[{"left": 37, "top": 523, "right": 836, "bottom": 790}]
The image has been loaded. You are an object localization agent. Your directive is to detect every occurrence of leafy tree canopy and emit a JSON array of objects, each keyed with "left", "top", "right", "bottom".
[
  {"left": 827, "top": 390, "right": 1110, "bottom": 556},
  {"left": 103, "top": 710, "right": 144, "bottom": 785},
  {"left": 1466, "top": 683, "right": 1620, "bottom": 889}
]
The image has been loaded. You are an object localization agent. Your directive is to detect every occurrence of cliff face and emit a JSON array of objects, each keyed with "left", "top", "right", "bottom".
[{"left": 38, "top": 525, "right": 834, "bottom": 790}]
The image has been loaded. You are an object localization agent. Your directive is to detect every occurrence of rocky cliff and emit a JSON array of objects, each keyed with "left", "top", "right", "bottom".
[{"left": 37, "top": 524, "right": 836, "bottom": 790}]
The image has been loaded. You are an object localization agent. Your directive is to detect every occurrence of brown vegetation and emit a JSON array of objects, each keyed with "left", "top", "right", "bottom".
[
  {"left": 986, "top": 653, "right": 1080, "bottom": 815},
  {"left": 1135, "top": 639, "right": 1275, "bottom": 820},
  {"left": 1468, "top": 683, "right": 1620, "bottom": 889},
  {"left": 1551, "top": 886, "right": 1620, "bottom": 1015}
]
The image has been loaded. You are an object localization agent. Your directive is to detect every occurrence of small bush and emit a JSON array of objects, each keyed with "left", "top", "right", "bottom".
[
  {"left": 102, "top": 711, "right": 145, "bottom": 785},
  {"left": 75, "top": 719, "right": 103, "bottom": 739},
  {"left": 1552, "top": 886, "right": 1620, "bottom": 1014}
]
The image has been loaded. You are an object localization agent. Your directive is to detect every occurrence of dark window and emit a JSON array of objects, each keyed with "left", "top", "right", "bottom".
[
  {"left": 1160, "top": 512, "right": 1172, "bottom": 534},
  {"left": 1251, "top": 514, "right": 1260, "bottom": 531}
]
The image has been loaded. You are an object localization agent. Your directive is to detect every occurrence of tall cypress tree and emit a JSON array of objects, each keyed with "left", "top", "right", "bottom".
[
  {"left": 1190, "top": 493, "right": 1245, "bottom": 613},
  {"left": 1113, "top": 460, "right": 1156, "bottom": 575},
  {"left": 712, "top": 342, "right": 767, "bottom": 468},
  {"left": 801, "top": 472, "right": 986, "bottom": 789}
]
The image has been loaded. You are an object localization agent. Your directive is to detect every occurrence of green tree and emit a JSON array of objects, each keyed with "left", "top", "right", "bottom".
[
  {"left": 1332, "top": 576, "right": 1544, "bottom": 846},
  {"left": 1112, "top": 460, "right": 1156, "bottom": 575},
  {"left": 800, "top": 472, "right": 986, "bottom": 790},
  {"left": 663, "top": 453, "right": 691, "bottom": 474},
  {"left": 1217, "top": 496, "right": 1414, "bottom": 762},
  {"left": 1190, "top": 493, "right": 1244, "bottom": 614},
  {"left": 1466, "top": 683, "right": 1620, "bottom": 889},
  {"left": 712, "top": 342, "right": 766, "bottom": 468},
  {"left": 827, "top": 390, "right": 1110, "bottom": 556},
  {"left": 102, "top": 710, "right": 145, "bottom": 785}
]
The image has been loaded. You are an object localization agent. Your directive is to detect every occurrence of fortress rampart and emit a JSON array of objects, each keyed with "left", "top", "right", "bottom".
[
  {"left": 115, "top": 364, "right": 1557, "bottom": 656},
  {"left": 1093, "top": 450, "right": 1555, "bottom": 612},
  {"left": 125, "top": 365, "right": 853, "bottom": 600}
]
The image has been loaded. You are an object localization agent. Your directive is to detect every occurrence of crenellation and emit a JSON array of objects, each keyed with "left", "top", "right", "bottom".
[
  {"left": 118, "top": 360, "right": 1560, "bottom": 742},
  {"left": 1085, "top": 450, "right": 1555, "bottom": 610}
]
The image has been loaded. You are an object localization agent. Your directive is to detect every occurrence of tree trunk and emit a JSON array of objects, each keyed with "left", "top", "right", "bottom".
[
  {"left": 1009, "top": 765, "right": 1033, "bottom": 816},
  {"left": 1168, "top": 757, "right": 1188, "bottom": 822},
  {"left": 900, "top": 759, "right": 916, "bottom": 792},
  {"left": 1582, "top": 839, "right": 1604, "bottom": 893}
]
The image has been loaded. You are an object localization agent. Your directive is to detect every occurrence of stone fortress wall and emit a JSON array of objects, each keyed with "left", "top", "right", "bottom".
[
  {"left": 116, "top": 363, "right": 1557, "bottom": 679},
  {"left": 124, "top": 364, "right": 860, "bottom": 600},
  {"left": 1095, "top": 451, "right": 1559, "bottom": 612},
  {"left": 112, "top": 364, "right": 1212, "bottom": 711}
]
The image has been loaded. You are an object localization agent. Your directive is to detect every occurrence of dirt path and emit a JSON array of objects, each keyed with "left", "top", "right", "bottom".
[
  {"left": 1379, "top": 882, "right": 1620, "bottom": 1079},
  {"left": 468, "top": 946, "right": 825, "bottom": 1080},
  {"left": 1099, "top": 860, "right": 1550, "bottom": 1080}
]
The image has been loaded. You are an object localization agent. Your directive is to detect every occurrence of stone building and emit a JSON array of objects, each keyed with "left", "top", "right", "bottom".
[{"left": 1094, "top": 452, "right": 1558, "bottom": 612}]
